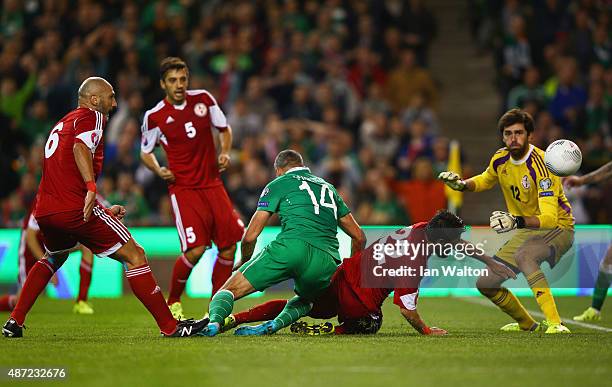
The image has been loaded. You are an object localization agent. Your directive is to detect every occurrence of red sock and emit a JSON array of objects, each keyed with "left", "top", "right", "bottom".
[
  {"left": 11, "top": 260, "right": 55, "bottom": 325},
  {"left": 0, "top": 294, "right": 17, "bottom": 312},
  {"left": 77, "top": 260, "right": 93, "bottom": 302},
  {"left": 167, "top": 255, "right": 194, "bottom": 305},
  {"left": 126, "top": 264, "right": 177, "bottom": 335},
  {"left": 234, "top": 299, "right": 288, "bottom": 324},
  {"left": 211, "top": 255, "right": 234, "bottom": 295}
]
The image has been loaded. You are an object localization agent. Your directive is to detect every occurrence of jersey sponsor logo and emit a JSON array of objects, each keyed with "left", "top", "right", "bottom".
[
  {"left": 539, "top": 177, "right": 553, "bottom": 190},
  {"left": 539, "top": 191, "right": 554, "bottom": 197},
  {"left": 257, "top": 201, "right": 269, "bottom": 207},
  {"left": 166, "top": 116, "right": 175, "bottom": 124},
  {"left": 259, "top": 187, "right": 269, "bottom": 198},
  {"left": 521, "top": 175, "right": 530, "bottom": 189},
  {"left": 194, "top": 103, "right": 207, "bottom": 117}
]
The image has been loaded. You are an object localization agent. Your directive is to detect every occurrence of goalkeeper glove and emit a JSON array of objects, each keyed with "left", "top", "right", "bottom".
[
  {"left": 438, "top": 171, "right": 466, "bottom": 191},
  {"left": 490, "top": 211, "right": 525, "bottom": 233}
]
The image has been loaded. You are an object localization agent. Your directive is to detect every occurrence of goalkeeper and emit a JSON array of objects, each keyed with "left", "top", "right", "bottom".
[{"left": 439, "top": 108, "right": 575, "bottom": 334}]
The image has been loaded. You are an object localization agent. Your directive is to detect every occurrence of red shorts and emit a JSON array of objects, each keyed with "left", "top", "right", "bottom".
[
  {"left": 36, "top": 203, "right": 131, "bottom": 257},
  {"left": 169, "top": 185, "right": 244, "bottom": 252},
  {"left": 309, "top": 268, "right": 372, "bottom": 322}
]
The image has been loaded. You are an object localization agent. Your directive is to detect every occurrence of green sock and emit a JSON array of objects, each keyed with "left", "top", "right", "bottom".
[
  {"left": 272, "top": 296, "right": 312, "bottom": 331},
  {"left": 592, "top": 269, "right": 612, "bottom": 311},
  {"left": 209, "top": 290, "right": 234, "bottom": 325}
]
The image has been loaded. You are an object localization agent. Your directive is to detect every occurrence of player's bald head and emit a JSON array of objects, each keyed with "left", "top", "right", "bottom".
[
  {"left": 78, "top": 77, "right": 112, "bottom": 99},
  {"left": 274, "top": 150, "right": 304, "bottom": 171}
]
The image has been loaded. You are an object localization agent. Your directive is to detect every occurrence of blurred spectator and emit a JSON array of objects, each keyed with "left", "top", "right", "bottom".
[
  {"left": 385, "top": 49, "right": 438, "bottom": 112},
  {"left": 394, "top": 158, "right": 446, "bottom": 223},
  {"left": 507, "top": 66, "right": 547, "bottom": 110},
  {"left": 107, "top": 172, "right": 151, "bottom": 226}
]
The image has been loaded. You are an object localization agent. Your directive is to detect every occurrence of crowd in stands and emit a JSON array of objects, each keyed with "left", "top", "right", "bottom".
[
  {"left": 1, "top": 0, "right": 448, "bottom": 228},
  {"left": 470, "top": 0, "right": 611, "bottom": 224},
  {"left": 0, "top": 0, "right": 608, "bottom": 228}
]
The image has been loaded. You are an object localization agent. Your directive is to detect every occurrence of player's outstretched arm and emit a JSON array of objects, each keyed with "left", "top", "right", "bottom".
[
  {"left": 74, "top": 142, "right": 97, "bottom": 221},
  {"left": 239, "top": 210, "right": 272, "bottom": 267},
  {"left": 400, "top": 308, "right": 447, "bottom": 335},
  {"left": 456, "top": 240, "right": 517, "bottom": 280},
  {"left": 338, "top": 213, "right": 366, "bottom": 256},
  {"left": 140, "top": 151, "right": 175, "bottom": 183},
  {"left": 564, "top": 160, "right": 612, "bottom": 187}
]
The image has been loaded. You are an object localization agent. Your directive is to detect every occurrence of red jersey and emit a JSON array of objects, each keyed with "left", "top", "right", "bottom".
[
  {"left": 36, "top": 108, "right": 106, "bottom": 217},
  {"left": 141, "top": 90, "right": 229, "bottom": 191},
  {"left": 339, "top": 222, "right": 430, "bottom": 314}
]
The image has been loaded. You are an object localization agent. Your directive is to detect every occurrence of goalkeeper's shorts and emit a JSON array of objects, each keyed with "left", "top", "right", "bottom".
[{"left": 494, "top": 227, "right": 574, "bottom": 274}]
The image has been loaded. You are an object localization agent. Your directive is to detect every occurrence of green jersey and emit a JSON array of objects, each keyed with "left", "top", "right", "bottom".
[{"left": 257, "top": 167, "right": 350, "bottom": 259}]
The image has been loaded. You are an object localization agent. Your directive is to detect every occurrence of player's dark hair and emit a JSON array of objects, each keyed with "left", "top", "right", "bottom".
[
  {"left": 274, "top": 150, "right": 304, "bottom": 170},
  {"left": 342, "top": 314, "right": 383, "bottom": 334},
  {"left": 160, "top": 57, "right": 189, "bottom": 80},
  {"left": 425, "top": 210, "right": 465, "bottom": 243},
  {"left": 497, "top": 108, "right": 535, "bottom": 135}
]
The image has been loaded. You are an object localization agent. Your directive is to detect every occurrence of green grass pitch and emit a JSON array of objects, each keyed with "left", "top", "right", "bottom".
[{"left": 1, "top": 294, "right": 610, "bottom": 387}]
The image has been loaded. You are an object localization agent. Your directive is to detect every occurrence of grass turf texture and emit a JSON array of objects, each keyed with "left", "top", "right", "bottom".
[{"left": 1, "top": 295, "right": 610, "bottom": 387}]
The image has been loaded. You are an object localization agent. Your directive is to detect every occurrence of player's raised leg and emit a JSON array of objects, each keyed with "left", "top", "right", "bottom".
[
  {"left": 110, "top": 238, "right": 207, "bottom": 337},
  {"left": 74, "top": 246, "right": 94, "bottom": 315},
  {"left": 574, "top": 244, "right": 612, "bottom": 322}
]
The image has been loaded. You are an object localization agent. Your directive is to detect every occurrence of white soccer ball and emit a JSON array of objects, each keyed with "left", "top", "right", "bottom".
[{"left": 544, "top": 139, "right": 582, "bottom": 177}]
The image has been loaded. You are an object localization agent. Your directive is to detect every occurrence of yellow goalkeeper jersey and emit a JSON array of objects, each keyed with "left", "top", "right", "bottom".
[{"left": 471, "top": 144, "right": 574, "bottom": 229}]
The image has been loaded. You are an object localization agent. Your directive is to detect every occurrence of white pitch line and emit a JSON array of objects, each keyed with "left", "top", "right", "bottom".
[{"left": 459, "top": 296, "right": 612, "bottom": 332}]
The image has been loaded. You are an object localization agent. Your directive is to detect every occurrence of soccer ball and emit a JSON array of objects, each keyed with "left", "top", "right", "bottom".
[{"left": 544, "top": 140, "right": 582, "bottom": 177}]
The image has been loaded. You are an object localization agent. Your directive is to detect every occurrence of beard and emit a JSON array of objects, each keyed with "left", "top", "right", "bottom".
[{"left": 508, "top": 142, "right": 529, "bottom": 159}]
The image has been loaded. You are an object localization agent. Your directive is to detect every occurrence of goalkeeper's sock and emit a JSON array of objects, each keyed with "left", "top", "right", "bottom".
[
  {"left": 271, "top": 296, "right": 312, "bottom": 331},
  {"left": 592, "top": 267, "right": 612, "bottom": 311},
  {"left": 126, "top": 264, "right": 177, "bottom": 335},
  {"left": 488, "top": 287, "right": 537, "bottom": 330},
  {"left": 235, "top": 299, "right": 288, "bottom": 324},
  {"left": 77, "top": 259, "right": 92, "bottom": 302},
  {"left": 0, "top": 294, "right": 16, "bottom": 312},
  {"left": 209, "top": 289, "right": 234, "bottom": 325},
  {"left": 211, "top": 255, "right": 234, "bottom": 295},
  {"left": 527, "top": 270, "right": 561, "bottom": 325},
  {"left": 167, "top": 254, "right": 194, "bottom": 305},
  {"left": 11, "top": 260, "right": 56, "bottom": 325}
]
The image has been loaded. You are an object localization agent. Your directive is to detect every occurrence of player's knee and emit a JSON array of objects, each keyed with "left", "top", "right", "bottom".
[
  {"left": 476, "top": 277, "right": 498, "bottom": 297},
  {"left": 514, "top": 247, "right": 536, "bottom": 268},
  {"left": 46, "top": 253, "right": 69, "bottom": 271},
  {"left": 219, "top": 244, "right": 236, "bottom": 258},
  {"left": 185, "top": 246, "right": 206, "bottom": 264},
  {"left": 127, "top": 245, "right": 148, "bottom": 267}
]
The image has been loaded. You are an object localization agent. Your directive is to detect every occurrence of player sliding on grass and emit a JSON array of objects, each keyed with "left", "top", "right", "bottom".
[
  {"left": 439, "top": 108, "right": 575, "bottom": 334},
  {"left": 565, "top": 161, "right": 612, "bottom": 322},
  {"left": 198, "top": 149, "right": 365, "bottom": 336},
  {"left": 2, "top": 77, "right": 207, "bottom": 338},
  {"left": 221, "top": 210, "right": 516, "bottom": 336}
]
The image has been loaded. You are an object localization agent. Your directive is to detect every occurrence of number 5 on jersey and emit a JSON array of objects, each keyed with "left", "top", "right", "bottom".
[
  {"left": 185, "top": 121, "right": 196, "bottom": 138},
  {"left": 299, "top": 181, "right": 338, "bottom": 219}
]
